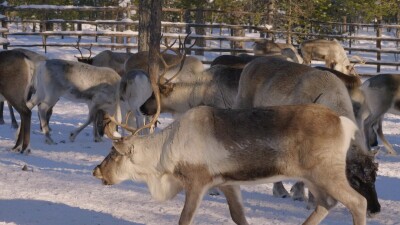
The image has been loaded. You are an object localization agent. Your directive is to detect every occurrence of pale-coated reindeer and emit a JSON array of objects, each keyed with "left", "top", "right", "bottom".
[
  {"left": 0, "top": 50, "right": 36, "bottom": 153},
  {"left": 124, "top": 35, "right": 202, "bottom": 83},
  {"left": 76, "top": 47, "right": 134, "bottom": 76},
  {"left": 26, "top": 59, "right": 121, "bottom": 144},
  {"left": 253, "top": 40, "right": 303, "bottom": 63},
  {"left": 140, "top": 65, "right": 243, "bottom": 116},
  {"left": 233, "top": 57, "right": 380, "bottom": 216},
  {"left": 119, "top": 36, "right": 200, "bottom": 131},
  {"left": 300, "top": 39, "right": 356, "bottom": 75},
  {"left": 118, "top": 69, "right": 153, "bottom": 135},
  {"left": 94, "top": 104, "right": 366, "bottom": 225},
  {"left": 361, "top": 74, "right": 400, "bottom": 155}
]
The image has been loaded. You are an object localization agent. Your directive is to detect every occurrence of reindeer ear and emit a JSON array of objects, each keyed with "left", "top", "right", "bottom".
[{"left": 113, "top": 140, "right": 134, "bottom": 155}]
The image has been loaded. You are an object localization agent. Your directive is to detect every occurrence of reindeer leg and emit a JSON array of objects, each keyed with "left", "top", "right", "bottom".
[
  {"left": 0, "top": 101, "right": 5, "bottom": 124},
  {"left": 364, "top": 112, "right": 385, "bottom": 151},
  {"left": 179, "top": 185, "right": 208, "bottom": 225},
  {"left": 8, "top": 104, "right": 19, "bottom": 129},
  {"left": 291, "top": 181, "right": 306, "bottom": 201},
  {"left": 11, "top": 106, "right": 31, "bottom": 154},
  {"left": 323, "top": 182, "right": 367, "bottom": 225},
  {"left": 70, "top": 109, "right": 96, "bottom": 142},
  {"left": 219, "top": 185, "right": 249, "bottom": 225},
  {"left": 93, "top": 110, "right": 105, "bottom": 142},
  {"left": 376, "top": 117, "right": 397, "bottom": 155},
  {"left": 38, "top": 102, "right": 55, "bottom": 144},
  {"left": 20, "top": 109, "right": 32, "bottom": 154},
  {"left": 302, "top": 184, "right": 337, "bottom": 225},
  {"left": 273, "top": 182, "right": 290, "bottom": 198}
]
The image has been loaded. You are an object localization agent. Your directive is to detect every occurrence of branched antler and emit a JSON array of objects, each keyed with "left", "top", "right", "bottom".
[
  {"left": 74, "top": 39, "right": 93, "bottom": 63},
  {"left": 158, "top": 32, "right": 196, "bottom": 85}
]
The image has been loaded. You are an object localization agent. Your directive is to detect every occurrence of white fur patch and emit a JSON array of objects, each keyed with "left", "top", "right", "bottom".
[{"left": 339, "top": 116, "right": 358, "bottom": 154}]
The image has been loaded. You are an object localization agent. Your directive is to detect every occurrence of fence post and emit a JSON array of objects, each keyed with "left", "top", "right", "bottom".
[
  {"left": 184, "top": 9, "right": 192, "bottom": 55},
  {"left": 376, "top": 17, "right": 382, "bottom": 73}
]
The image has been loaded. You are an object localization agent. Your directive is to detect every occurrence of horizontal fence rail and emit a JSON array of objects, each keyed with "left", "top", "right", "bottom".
[{"left": 1, "top": 15, "right": 399, "bottom": 73}]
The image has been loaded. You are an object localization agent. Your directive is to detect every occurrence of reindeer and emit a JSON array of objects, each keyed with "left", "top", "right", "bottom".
[
  {"left": 140, "top": 65, "right": 243, "bottom": 116},
  {"left": 118, "top": 69, "right": 153, "bottom": 135},
  {"left": 300, "top": 39, "right": 356, "bottom": 75},
  {"left": 314, "top": 66, "right": 366, "bottom": 127},
  {"left": 117, "top": 36, "right": 198, "bottom": 132},
  {"left": 253, "top": 39, "right": 297, "bottom": 54},
  {"left": 0, "top": 50, "right": 36, "bottom": 153},
  {"left": 233, "top": 57, "right": 380, "bottom": 216},
  {"left": 26, "top": 59, "right": 122, "bottom": 144},
  {"left": 124, "top": 36, "right": 202, "bottom": 84},
  {"left": 253, "top": 40, "right": 303, "bottom": 64},
  {"left": 94, "top": 104, "right": 366, "bottom": 225},
  {"left": 361, "top": 74, "right": 400, "bottom": 155},
  {"left": 0, "top": 48, "right": 47, "bottom": 129},
  {"left": 92, "top": 50, "right": 134, "bottom": 76}
]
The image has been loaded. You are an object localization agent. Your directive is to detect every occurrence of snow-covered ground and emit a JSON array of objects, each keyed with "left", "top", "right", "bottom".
[{"left": 1, "top": 25, "right": 400, "bottom": 225}]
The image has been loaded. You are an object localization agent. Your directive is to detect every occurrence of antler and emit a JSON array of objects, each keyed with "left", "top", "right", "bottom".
[
  {"left": 103, "top": 113, "right": 139, "bottom": 140},
  {"left": 104, "top": 34, "right": 195, "bottom": 139},
  {"left": 74, "top": 38, "right": 93, "bottom": 61},
  {"left": 158, "top": 33, "right": 196, "bottom": 85},
  {"left": 74, "top": 40, "right": 85, "bottom": 59}
]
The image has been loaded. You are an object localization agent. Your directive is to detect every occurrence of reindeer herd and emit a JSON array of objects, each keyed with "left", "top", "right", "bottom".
[{"left": 0, "top": 37, "right": 398, "bottom": 225}]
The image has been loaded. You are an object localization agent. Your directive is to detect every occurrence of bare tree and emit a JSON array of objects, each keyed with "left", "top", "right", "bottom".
[
  {"left": 138, "top": 0, "right": 152, "bottom": 52},
  {"left": 141, "top": 0, "right": 162, "bottom": 133}
]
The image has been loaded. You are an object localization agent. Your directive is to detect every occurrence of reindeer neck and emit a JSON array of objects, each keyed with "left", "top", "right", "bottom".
[{"left": 161, "top": 82, "right": 210, "bottom": 113}]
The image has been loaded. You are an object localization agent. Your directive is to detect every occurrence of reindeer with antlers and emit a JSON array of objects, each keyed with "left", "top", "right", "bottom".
[
  {"left": 111, "top": 34, "right": 198, "bottom": 134},
  {"left": 26, "top": 58, "right": 122, "bottom": 144}
]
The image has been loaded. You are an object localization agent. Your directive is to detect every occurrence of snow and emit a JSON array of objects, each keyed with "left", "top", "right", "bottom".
[{"left": 1, "top": 24, "right": 400, "bottom": 225}]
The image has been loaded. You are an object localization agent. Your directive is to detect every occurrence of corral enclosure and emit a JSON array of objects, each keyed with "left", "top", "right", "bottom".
[{"left": 1, "top": 3, "right": 400, "bottom": 73}]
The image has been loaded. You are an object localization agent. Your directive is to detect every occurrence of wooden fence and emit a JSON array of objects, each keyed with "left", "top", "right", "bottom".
[{"left": 1, "top": 15, "right": 400, "bottom": 72}]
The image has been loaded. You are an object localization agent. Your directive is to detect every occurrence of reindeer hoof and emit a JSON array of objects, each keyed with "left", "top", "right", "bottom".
[
  {"left": 0, "top": 119, "right": 5, "bottom": 125},
  {"left": 11, "top": 145, "right": 30, "bottom": 154},
  {"left": 69, "top": 133, "right": 76, "bottom": 142},
  {"left": 94, "top": 137, "right": 103, "bottom": 142},
  {"left": 11, "top": 123, "right": 19, "bottom": 129},
  {"left": 290, "top": 190, "right": 306, "bottom": 201},
  {"left": 388, "top": 150, "right": 397, "bottom": 155},
  {"left": 306, "top": 201, "right": 316, "bottom": 210},
  {"left": 45, "top": 137, "right": 55, "bottom": 145},
  {"left": 208, "top": 188, "right": 220, "bottom": 196},
  {"left": 273, "top": 187, "right": 290, "bottom": 198}
]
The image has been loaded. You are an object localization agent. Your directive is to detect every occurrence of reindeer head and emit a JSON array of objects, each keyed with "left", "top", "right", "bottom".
[
  {"left": 346, "top": 149, "right": 380, "bottom": 216},
  {"left": 103, "top": 33, "right": 194, "bottom": 137},
  {"left": 93, "top": 141, "right": 136, "bottom": 185}
]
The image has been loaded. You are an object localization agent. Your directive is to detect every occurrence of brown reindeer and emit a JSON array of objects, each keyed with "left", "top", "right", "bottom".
[
  {"left": 94, "top": 104, "right": 366, "bottom": 225},
  {"left": 0, "top": 50, "right": 36, "bottom": 153}
]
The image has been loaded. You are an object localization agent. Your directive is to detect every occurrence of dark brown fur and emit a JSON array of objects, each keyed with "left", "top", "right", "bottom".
[{"left": 0, "top": 50, "right": 33, "bottom": 152}]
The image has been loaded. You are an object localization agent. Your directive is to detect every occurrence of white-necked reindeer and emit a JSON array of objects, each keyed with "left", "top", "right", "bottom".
[
  {"left": 94, "top": 104, "right": 366, "bottom": 225},
  {"left": 361, "top": 74, "right": 400, "bottom": 155},
  {"left": 26, "top": 59, "right": 121, "bottom": 144},
  {"left": 119, "top": 36, "right": 197, "bottom": 133}
]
